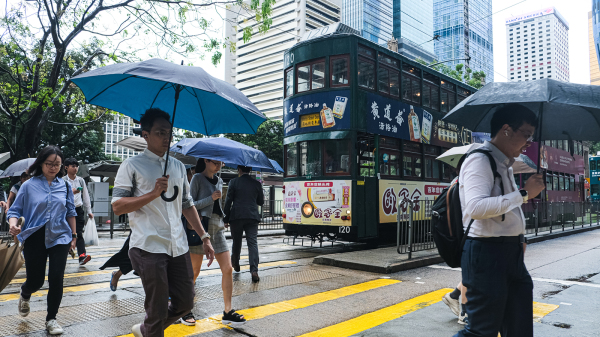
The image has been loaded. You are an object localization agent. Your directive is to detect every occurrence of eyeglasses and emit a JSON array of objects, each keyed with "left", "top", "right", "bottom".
[
  {"left": 516, "top": 128, "right": 534, "bottom": 142},
  {"left": 208, "top": 160, "right": 223, "bottom": 166},
  {"left": 43, "top": 162, "right": 62, "bottom": 169}
]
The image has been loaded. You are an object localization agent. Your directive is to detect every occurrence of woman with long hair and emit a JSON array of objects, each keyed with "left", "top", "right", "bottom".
[{"left": 7, "top": 145, "right": 77, "bottom": 335}]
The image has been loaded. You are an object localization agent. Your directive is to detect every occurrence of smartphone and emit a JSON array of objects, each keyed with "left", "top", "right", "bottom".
[{"left": 77, "top": 187, "right": 83, "bottom": 191}]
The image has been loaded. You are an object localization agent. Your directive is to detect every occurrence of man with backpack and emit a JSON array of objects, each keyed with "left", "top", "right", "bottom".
[
  {"left": 64, "top": 158, "right": 94, "bottom": 265},
  {"left": 454, "top": 104, "right": 545, "bottom": 337}
]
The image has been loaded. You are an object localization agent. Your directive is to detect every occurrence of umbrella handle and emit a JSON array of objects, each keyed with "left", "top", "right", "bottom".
[{"left": 161, "top": 186, "right": 179, "bottom": 202}]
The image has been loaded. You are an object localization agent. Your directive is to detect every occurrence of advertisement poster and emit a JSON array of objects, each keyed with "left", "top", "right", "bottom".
[
  {"left": 365, "top": 94, "right": 472, "bottom": 147},
  {"left": 379, "top": 180, "right": 449, "bottom": 223},
  {"left": 283, "top": 90, "right": 351, "bottom": 137},
  {"left": 522, "top": 143, "right": 584, "bottom": 176},
  {"left": 283, "top": 180, "right": 352, "bottom": 226}
]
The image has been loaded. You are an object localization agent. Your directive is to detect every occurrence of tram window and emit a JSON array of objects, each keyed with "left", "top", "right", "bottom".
[
  {"left": 324, "top": 140, "right": 351, "bottom": 175},
  {"left": 457, "top": 94, "right": 468, "bottom": 104},
  {"left": 380, "top": 151, "right": 400, "bottom": 177},
  {"left": 312, "top": 62, "right": 325, "bottom": 89},
  {"left": 285, "top": 67, "right": 294, "bottom": 98},
  {"left": 591, "top": 161, "right": 597, "bottom": 171},
  {"left": 559, "top": 175, "right": 565, "bottom": 191},
  {"left": 403, "top": 156, "right": 413, "bottom": 176},
  {"left": 448, "top": 93, "right": 456, "bottom": 110},
  {"left": 442, "top": 163, "right": 454, "bottom": 182},
  {"left": 285, "top": 144, "right": 298, "bottom": 177},
  {"left": 300, "top": 141, "right": 322, "bottom": 177},
  {"left": 441, "top": 90, "right": 449, "bottom": 113},
  {"left": 563, "top": 140, "right": 569, "bottom": 152},
  {"left": 570, "top": 177, "right": 575, "bottom": 191},
  {"left": 378, "top": 68, "right": 390, "bottom": 94},
  {"left": 565, "top": 176, "right": 570, "bottom": 191},
  {"left": 402, "top": 74, "right": 420, "bottom": 104},
  {"left": 297, "top": 65, "right": 310, "bottom": 92},
  {"left": 390, "top": 71, "right": 400, "bottom": 96},
  {"left": 440, "top": 80, "right": 455, "bottom": 91},
  {"left": 592, "top": 184, "right": 600, "bottom": 196},
  {"left": 412, "top": 79, "right": 421, "bottom": 105},
  {"left": 296, "top": 59, "right": 325, "bottom": 93},
  {"left": 424, "top": 158, "right": 434, "bottom": 178},
  {"left": 358, "top": 58, "right": 375, "bottom": 90},
  {"left": 358, "top": 136, "right": 376, "bottom": 177},
  {"left": 403, "top": 154, "right": 422, "bottom": 178},
  {"left": 553, "top": 175, "right": 559, "bottom": 191},
  {"left": 551, "top": 140, "right": 557, "bottom": 148},
  {"left": 544, "top": 140, "right": 551, "bottom": 147},
  {"left": 331, "top": 55, "right": 349, "bottom": 87},
  {"left": 358, "top": 45, "right": 375, "bottom": 59},
  {"left": 546, "top": 173, "right": 553, "bottom": 191}
]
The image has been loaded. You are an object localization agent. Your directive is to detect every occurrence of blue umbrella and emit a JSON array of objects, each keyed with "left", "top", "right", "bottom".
[
  {"left": 257, "top": 159, "right": 284, "bottom": 173},
  {"left": 170, "top": 138, "right": 275, "bottom": 171},
  {"left": 71, "top": 58, "right": 266, "bottom": 201}
]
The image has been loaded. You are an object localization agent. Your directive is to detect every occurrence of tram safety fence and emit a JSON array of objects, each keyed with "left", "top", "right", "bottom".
[{"left": 397, "top": 200, "right": 600, "bottom": 259}]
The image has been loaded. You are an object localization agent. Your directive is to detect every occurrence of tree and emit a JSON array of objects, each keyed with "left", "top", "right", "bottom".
[
  {"left": 224, "top": 119, "right": 283, "bottom": 167},
  {"left": 415, "top": 58, "right": 487, "bottom": 89},
  {"left": 0, "top": 0, "right": 276, "bottom": 165}
]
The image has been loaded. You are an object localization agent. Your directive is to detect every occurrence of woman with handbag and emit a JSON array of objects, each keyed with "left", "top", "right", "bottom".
[
  {"left": 7, "top": 145, "right": 77, "bottom": 335},
  {"left": 178, "top": 158, "right": 246, "bottom": 327}
]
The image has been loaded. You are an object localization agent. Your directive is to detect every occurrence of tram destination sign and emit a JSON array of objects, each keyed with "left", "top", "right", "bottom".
[
  {"left": 365, "top": 93, "right": 472, "bottom": 147},
  {"left": 283, "top": 90, "right": 351, "bottom": 137}
]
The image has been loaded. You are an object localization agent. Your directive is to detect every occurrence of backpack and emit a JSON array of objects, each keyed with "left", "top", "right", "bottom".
[{"left": 431, "top": 149, "right": 505, "bottom": 268}]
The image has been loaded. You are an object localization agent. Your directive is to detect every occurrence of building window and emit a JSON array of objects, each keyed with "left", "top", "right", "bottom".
[
  {"left": 330, "top": 55, "right": 350, "bottom": 87},
  {"left": 296, "top": 58, "right": 325, "bottom": 93}
]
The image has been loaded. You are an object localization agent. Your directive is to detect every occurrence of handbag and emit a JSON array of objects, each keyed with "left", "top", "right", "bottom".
[{"left": 183, "top": 214, "right": 210, "bottom": 246}]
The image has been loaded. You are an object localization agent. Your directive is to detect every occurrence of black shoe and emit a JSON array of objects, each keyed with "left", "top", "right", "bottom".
[
  {"left": 251, "top": 271, "right": 260, "bottom": 283},
  {"left": 232, "top": 259, "right": 240, "bottom": 272},
  {"left": 222, "top": 309, "right": 246, "bottom": 327}
]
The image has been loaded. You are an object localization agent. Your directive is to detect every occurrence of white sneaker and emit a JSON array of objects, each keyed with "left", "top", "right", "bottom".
[
  {"left": 132, "top": 323, "right": 143, "bottom": 337},
  {"left": 45, "top": 319, "right": 64, "bottom": 335},
  {"left": 458, "top": 312, "right": 469, "bottom": 325},
  {"left": 18, "top": 293, "right": 30, "bottom": 317},
  {"left": 442, "top": 292, "right": 461, "bottom": 317}
]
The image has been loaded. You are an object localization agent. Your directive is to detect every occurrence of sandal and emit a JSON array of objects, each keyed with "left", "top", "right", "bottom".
[
  {"left": 179, "top": 312, "right": 196, "bottom": 326},
  {"left": 222, "top": 309, "right": 246, "bottom": 327}
]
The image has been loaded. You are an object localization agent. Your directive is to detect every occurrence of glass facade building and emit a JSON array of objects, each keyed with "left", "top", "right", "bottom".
[
  {"left": 342, "top": 0, "right": 393, "bottom": 45},
  {"left": 590, "top": 11, "right": 600, "bottom": 85},
  {"left": 393, "top": 0, "right": 434, "bottom": 54},
  {"left": 593, "top": 1, "right": 600, "bottom": 82},
  {"left": 433, "top": 0, "right": 494, "bottom": 82}
]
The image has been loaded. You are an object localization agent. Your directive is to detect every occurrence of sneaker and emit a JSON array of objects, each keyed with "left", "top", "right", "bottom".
[
  {"left": 458, "top": 312, "right": 469, "bottom": 325},
  {"left": 18, "top": 292, "right": 30, "bottom": 317},
  {"left": 222, "top": 309, "right": 246, "bottom": 327},
  {"left": 442, "top": 292, "right": 461, "bottom": 317},
  {"left": 132, "top": 323, "right": 142, "bottom": 337},
  {"left": 79, "top": 254, "right": 91, "bottom": 265},
  {"left": 178, "top": 312, "right": 196, "bottom": 326},
  {"left": 45, "top": 319, "right": 64, "bottom": 335}
]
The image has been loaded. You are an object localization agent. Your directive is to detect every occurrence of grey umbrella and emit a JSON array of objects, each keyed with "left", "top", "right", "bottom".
[
  {"left": 444, "top": 79, "right": 600, "bottom": 141},
  {"left": 0, "top": 158, "right": 35, "bottom": 178}
]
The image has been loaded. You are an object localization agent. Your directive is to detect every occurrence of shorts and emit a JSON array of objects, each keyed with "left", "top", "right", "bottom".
[{"left": 189, "top": 214, "right": 229, "bottom": 255}]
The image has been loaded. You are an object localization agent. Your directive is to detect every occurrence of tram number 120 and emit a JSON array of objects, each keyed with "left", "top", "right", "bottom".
[{"left": 339, "top": 226, "right": 350, "bottom": 234}]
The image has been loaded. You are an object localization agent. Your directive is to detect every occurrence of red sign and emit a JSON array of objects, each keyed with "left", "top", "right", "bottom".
[
  {"left": 304, "top": 182, "right": 333, "bottom": 187},
  {"left": 425, "top": 185, "right": 445, "bottom": 195}
]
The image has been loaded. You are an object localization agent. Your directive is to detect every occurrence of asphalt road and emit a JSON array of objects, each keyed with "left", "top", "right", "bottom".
[{"left": 0, "top": 228, "right": 598, "bottom": 337}]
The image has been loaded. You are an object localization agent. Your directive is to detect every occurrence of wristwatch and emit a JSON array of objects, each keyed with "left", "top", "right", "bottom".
[
  {"left": 200, "top": 232, "right": 211, "bottom": 240},
  {"left": 519, "top": 189, "right": 528, "bottom": 203},
  {"left": 72, "top": 233, "right": 77, "bottom": 239}
]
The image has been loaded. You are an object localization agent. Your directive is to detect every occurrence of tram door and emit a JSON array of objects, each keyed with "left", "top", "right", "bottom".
[{"left": 355, "top": 135, "right": 379, "bottom": 239}]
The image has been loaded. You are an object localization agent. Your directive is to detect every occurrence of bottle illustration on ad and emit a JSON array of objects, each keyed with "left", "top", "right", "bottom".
[
  {"left": 421, "top": 110, "right": 432, "bottom": 144},
  {"left": 408, "top": 105, "right": 421, "bottom": 142},
  {"left": 332, "top": 96, "right": 348, "bottom": 119},
  {"left": 320, "top": 103, "right": 335, "bottom": 128}
]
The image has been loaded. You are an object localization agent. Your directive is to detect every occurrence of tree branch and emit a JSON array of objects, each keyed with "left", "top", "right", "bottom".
[
  {"left": 48, "top": 109, "right": 107, "bottom": 126},
  {"left": 0, "top": 134, "right": 15, "bottom": 158}
]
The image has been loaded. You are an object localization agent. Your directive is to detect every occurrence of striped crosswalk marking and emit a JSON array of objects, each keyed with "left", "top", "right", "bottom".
[
  {"left": 0, "top": 260, "right": 296, "bottom": 302},
  {"left": 116, "top": 278, "right": 401, "bottom": 337},
  {"left": 298, "top": 288, "right": 452, "bottom": 337}
]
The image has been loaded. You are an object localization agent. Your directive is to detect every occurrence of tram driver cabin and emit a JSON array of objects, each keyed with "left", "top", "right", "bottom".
[{"left": 280, "top": 24, "right": 585, "bottom": 244}]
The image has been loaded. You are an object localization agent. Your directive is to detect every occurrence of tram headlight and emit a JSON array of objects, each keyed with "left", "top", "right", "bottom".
[{"left": 301, "top": 202, "right": 314, "bottom": 218}]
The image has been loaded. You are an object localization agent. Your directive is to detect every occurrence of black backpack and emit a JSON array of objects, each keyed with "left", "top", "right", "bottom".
[{"left": 431, "top": 149, "right": 505, "bottom": 268}]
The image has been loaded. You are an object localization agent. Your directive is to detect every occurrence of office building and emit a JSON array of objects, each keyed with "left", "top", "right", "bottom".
[
  {"left": 590, "top": 10, "right": 600, "bottom": 85},
  {"left": 103, "top": 114, "right": 141, "bottom": 160},
  {"left": 506, "top": 7, "right": 569, "bottom": 82},
  {"left": 342, "top": 0, "right": 392, "bottom": 45},
  {"left": 391, "top": 0, "right": 437, "bottom": 62},
  {"left": 224, "top": 0, "right": 341, "bottom": 119},
  {"left": 433, "top": 0, "right": 494, "bottom": 82}
]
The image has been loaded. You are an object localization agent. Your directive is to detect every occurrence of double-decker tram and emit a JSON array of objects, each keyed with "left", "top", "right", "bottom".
[
  {"left": 281, "top": 25, "right": 477, "bottom": 244},
  {"left": 590, "top": 156, "right": 600, "bottom": 202}
]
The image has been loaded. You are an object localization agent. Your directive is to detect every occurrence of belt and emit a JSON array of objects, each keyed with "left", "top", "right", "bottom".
[{"left": 469, "top": 234, "right": 526, "bottom": 244}]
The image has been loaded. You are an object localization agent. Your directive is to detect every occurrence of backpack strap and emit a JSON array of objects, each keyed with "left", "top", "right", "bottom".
[{"left": 466, "top": 149, "right": 505, "bottom": 221}]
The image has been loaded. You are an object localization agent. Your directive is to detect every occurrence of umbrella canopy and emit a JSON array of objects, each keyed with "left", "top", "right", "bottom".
[
  {"left": 0, "top": 152, "right": 10, "bottom": 166},
  {"left": 437, "top": 143, "right": 536, "bottom": 174},
  {"left": 0, "top": 158, "right": 35, "bottom": 178},
  {"left": 115, "top": 136, "right": 147, "bottom": 152},
  {"left": 443, "top": 79, "right": 600, "bottom": 141},
  {"left": 71, "top": 58, "right": 266, "bottom": 135},
  {"left": 170, "top": 138, "right": 275, "bottom": 171}
]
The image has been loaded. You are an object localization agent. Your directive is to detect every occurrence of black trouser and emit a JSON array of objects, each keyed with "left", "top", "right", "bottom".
[
  {"left": 230, "top": 219, "right": 259, "bottom": 272},
  {"left": 455, "top": 236, "right": 533, "bottom": 337},
  {"left": 75, "top": 206, "right": 86, "bottom": 256},
  {"left": 21, "top": 226, "right": 70, "bottom": 321}
]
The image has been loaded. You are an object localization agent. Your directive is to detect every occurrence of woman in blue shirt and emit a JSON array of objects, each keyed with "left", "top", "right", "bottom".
[{"left": 7, "top": 145, "right": 77, "bottom": 335}]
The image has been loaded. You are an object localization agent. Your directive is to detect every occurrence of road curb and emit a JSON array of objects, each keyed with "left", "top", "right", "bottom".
[{"left": 526, "top": 224, "right": 600, "bottom": 244}]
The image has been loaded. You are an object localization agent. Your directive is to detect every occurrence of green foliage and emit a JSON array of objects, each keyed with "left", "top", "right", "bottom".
[
  {"left": 224, "top": 119, "right": 284, "bottom": 168},
  {"left": 415, "top": 58, "right": 487, "bottom": 89},
  {"left": 106, "top": 154, "right": 123, "bottom": 162}
]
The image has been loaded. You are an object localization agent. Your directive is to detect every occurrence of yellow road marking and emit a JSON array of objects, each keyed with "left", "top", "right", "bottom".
[
  {"left": 298, "top": 288, "right": 452, "bottom": 337},
  {"left": 533, "top": 301, "right": 559, "bottom": 322},
  {"left": 116, "top": 278, "right": 401, "bottom": 337},
  {"left": 0, "top": 260, "right": 295, "bottom": 302}
]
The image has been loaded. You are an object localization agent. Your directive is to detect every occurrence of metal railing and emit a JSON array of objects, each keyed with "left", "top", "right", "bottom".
[{"left": 397, "top": 199, "right": 600, "bottom": 258}]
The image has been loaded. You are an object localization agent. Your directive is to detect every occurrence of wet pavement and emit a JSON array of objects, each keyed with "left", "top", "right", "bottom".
[{"left": 0, "top": 229, "right": 598, "bottom": 336}]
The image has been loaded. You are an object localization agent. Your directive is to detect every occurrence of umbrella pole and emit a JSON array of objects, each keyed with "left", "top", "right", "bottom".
[
  {"left": 536, "top": 102, "right": 544, "bottom": 175},
  {"left": 161, "top": 84, "right": 182, "bottom": 202}
]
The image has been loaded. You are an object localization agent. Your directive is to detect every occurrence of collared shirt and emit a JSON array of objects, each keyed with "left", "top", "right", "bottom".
[
  {"left": 64, "top": 175, "right": 92, "bottom": 213},
  {"left": 459, "top": 141, "right": 526, "bottom": 237},
  {"left": 112, "top": 149, "right": 194, "bottom": 257},
  {"left": 7, "top": 175, "right": 77, "bottom": 247}
]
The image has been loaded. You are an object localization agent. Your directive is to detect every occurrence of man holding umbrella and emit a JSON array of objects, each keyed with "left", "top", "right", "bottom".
[{"left": 111, "top": 108, "right": 215, "bottom": 337}]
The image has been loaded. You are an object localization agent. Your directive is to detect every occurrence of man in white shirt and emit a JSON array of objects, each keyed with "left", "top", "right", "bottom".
[
  {"left": 112, "top": 108, "right": 215, "bottom": 337},
  {"left": 455, "top": 104, "right": 545, "bottom": 337},
  {"left": 64, "top": 158, "right": 94, "bottom": 265}
]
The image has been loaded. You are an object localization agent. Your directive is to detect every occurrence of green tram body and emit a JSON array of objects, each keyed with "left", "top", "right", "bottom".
[{"left": 281, "top": 32, "right": 477, "bottom": 243}]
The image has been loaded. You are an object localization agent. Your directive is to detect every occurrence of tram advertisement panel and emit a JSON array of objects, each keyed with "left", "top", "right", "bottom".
[
  {"left": 365, "top": 93, "right": 472, "bottom": 147},
  {"left": 523, "top": 143, "right": 584, "bottom": 176},
  {"left": 283, "top": 180, "right": 352, "bottom": 226},
  {"left": 379, "top": 180, "right": 448, "bottom": 223},
  {"left": 283, "top": 90, "right": 351, "bottom": 137}
]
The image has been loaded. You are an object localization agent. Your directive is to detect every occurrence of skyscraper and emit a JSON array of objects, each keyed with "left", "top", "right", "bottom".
[
  {"left": 506, "top": 8, "right": 569, "bottom": 82},
  {"left": 433, "top": 0, "right": 494, "bottom": 82},
  {"left": 591, "top": 9, "right": 600, "bottom": 85},
  {"left": 224, "top": 0, "right": 341, "bottom": 119},
  {"left": 593, "top": 1, "right": 600, "bottom": 75},
  {"left": 342, "top": 0, "right": 392, "bottom": 45},
  {"left": 393, "top": 0, "right": 434, "bottom": 54}
]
